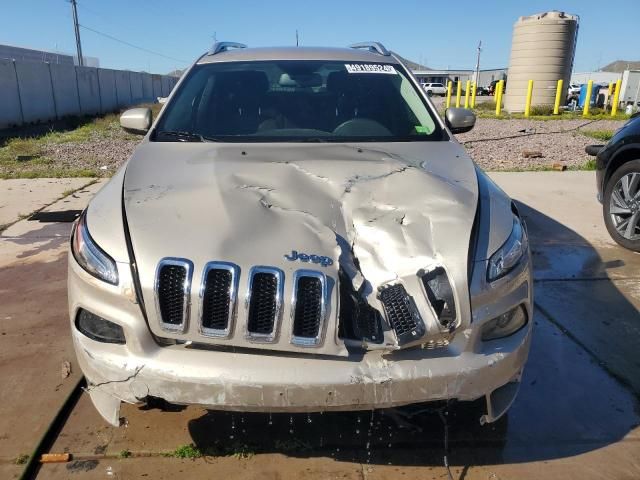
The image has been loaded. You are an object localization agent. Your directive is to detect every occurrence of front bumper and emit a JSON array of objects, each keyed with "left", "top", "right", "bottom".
[
  {"left": 74, "top": 324, "right": 531, "bottom": 426},
  {"left": 69, "top": 247, "right": 533, "bottom": 427}
]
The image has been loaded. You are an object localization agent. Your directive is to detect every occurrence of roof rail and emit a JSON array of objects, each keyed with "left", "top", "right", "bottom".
[
  {"left": 348, "top": 42, "right": 390, "bottom": 56},
  {"left": 209, "top": 42, "right": 247, "bottom": 55}
]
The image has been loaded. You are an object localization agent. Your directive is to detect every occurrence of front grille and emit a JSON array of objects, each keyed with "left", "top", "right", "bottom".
[
  {"left": 421, "top": 267, "right": 457, "bottom": 329},
  {"left": 354, "top": 306, "right": 383, "bottom": 342},
  {"left": 379, "top": 284, "right": 425, "bottom": 345},
  {"left": 155, "top": 259, "right": 192, "bottom": 332},
  {"left": 201, "top": 264, "right": 236, "bottom": 336},
  {"left": 247, "top": 269, "right": 281, "bottom": 339},
  {"left": 292, "top": 274, "right": 325, "bottom": 345}
]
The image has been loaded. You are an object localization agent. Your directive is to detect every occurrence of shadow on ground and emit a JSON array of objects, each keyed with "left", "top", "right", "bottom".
[
  {"left": 0, "top": 116, "right": 101, "bottom": 146},
  {"left": 176, "top": 202, "right": 640, "bottom": 467}
]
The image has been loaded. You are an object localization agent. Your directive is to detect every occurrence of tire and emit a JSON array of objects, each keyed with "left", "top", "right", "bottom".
[
  {"left": 603, "top": 159, "right": 640, "bottom": 252},
  {"left": 426, "top": 90, "right": 433, "bottom": 97}
]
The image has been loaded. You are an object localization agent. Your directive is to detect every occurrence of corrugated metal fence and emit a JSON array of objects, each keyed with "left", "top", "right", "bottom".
[{"left": 0, "top": 59, "right": 179, "bottom": 129}]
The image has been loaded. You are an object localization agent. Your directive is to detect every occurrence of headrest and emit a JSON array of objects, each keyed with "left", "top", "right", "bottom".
[{"left": 279, "top": 73, "right": 322, "bottom": 88}]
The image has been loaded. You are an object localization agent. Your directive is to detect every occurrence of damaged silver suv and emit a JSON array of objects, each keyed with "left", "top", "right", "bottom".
[{"left": 69, "top": 42, "right": 533, "bottom": 426}]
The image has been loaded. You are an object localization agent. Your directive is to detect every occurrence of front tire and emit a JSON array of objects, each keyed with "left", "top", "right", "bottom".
[
  {"left": 603, "top": 159, "right": 640, "bottom": 252},
  {"left": 426, "top": 90, "right": 433, "bottom": 97}
]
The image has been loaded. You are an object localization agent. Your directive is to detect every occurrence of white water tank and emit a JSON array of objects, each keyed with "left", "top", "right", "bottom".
[{"left": 504, "top": 11, "right": 578, "bottom": 112}]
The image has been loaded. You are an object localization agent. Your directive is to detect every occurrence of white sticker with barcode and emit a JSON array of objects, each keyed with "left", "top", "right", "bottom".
[{"left": 344, "top": 64, "right": 397, "bottom": 74}]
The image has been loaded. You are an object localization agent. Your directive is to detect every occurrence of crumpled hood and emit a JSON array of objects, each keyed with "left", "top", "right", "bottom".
[{"left": 124, "top": 140, "right": 478, "bottom": 356}]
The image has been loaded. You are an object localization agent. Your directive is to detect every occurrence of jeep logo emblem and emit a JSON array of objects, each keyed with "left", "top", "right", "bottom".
[{"left": 284, "top": 250, "right": 333, "bottom": 267}]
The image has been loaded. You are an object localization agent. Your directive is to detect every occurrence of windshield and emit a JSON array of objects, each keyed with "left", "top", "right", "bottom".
[{"left": 153, "top": 60, "right": 444, "bottom": 143}]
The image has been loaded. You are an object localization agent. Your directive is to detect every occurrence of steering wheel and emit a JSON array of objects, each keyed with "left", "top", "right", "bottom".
[{"left": 333, "top": 118, "right": 392, "bottom": 137}]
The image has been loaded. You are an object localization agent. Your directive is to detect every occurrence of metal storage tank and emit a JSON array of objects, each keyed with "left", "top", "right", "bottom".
[{"left": 504, "top": 11, "right": 578, "bottom": 112}]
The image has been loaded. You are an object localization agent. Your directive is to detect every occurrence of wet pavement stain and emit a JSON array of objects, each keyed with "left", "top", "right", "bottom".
[{"left": 66, "top": 459, "right": 99, "bottom": 473}]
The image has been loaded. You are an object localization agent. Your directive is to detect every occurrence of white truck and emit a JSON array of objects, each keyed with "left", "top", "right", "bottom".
[{"left": 619, "top": 70, "right": 640, "bottom": 109}]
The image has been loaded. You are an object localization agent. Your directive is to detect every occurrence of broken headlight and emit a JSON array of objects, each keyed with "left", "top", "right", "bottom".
[
  {"left": 71, "top": 210, "right": 119, "bottom": 285},
  {"left": 481, "top": 305, "right": 527, "bottom": 341},
  {"left": 487, "top": 216, "right": 527, "bottom": 282}
]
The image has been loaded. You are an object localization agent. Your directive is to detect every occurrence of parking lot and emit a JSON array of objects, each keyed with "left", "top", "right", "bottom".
[{"left": 1, "top": 169, "right": 639, "bottom": 479}]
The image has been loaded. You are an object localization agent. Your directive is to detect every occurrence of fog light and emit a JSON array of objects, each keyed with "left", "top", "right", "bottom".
[
  {"left": 76, "top": 309, "right": 125, "bottom": 344},
  {"left": 481, "top": 305, "right": 527, "bottom": 341}
]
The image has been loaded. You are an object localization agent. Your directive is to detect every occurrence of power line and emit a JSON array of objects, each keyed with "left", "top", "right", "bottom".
[{"left": 78, "top": 23, "right": 189, "bottom": 64}]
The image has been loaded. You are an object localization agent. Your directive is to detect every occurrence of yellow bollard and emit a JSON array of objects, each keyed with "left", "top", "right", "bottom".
[
  {"left": 611, "top": 79, "right": 621, "bottom": 116},
  {"left": 464, "top": 80, "right": 471, "bottom": 108},
  {"left": 583, "top": 80, "right": 593, "bottom": 116},
  {"left": 495, "top": 80, "right": 504, "bottom": 116},
  {"left": 455, "top": 81, "right": 462, "bottom": 108},
  {"left": 471, "top": 82, "right": 478, "bottom": 108},
  {"left": 446, "top": 81, "right": 452, "bottom": 109},
  {"left": 553, "top": 79, "right": 563, "bottom": 115},
  {"left": 524, "top": 79, "right": 534, "bottom": 117}
]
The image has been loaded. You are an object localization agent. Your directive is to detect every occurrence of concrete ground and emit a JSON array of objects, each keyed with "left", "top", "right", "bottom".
[
  {"left": 0, "top": 172, "right": 639, "bottom": 480},
  {"left": 0, "top": 178, "right": 95, "bottom": 229}
]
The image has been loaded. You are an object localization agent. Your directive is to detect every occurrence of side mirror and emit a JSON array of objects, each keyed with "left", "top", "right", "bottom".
[
  {"left": 445, "top": 108, "right": 476, "bottom": 134},
  {"left": 120, "top": 108, "right": 152, "bottom": 135}
]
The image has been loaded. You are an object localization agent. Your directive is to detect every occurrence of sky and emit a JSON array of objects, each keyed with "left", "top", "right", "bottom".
[{"left": 1, "top": 0, "right": 638, "bottom": 74}]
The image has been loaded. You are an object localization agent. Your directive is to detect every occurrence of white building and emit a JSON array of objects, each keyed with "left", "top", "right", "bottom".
[
  {"left": 0, "top": 43, "right": 99, "bottom": 67},
  {"left": 412, "top": 68, "right": 507, "bottom": 87}
]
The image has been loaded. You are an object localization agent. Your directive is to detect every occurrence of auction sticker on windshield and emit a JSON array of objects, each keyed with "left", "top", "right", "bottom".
[{"left": 345, "top": 64, "right": 397, "bottom": 74}]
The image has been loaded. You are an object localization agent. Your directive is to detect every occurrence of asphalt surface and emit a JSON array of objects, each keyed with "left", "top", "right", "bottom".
[{"left": 0, "top": 172, "right": 639, "bottom": 480}]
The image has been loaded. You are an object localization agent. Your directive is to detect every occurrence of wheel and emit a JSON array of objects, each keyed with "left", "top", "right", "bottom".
[
  {"left": 603, "top": 159, "right": 640, "bottom": 251},
  {"left": 426, "top": 90, "right": 433, "bottom": 97}
]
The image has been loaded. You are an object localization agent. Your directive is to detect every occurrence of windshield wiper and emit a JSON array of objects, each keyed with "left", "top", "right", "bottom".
[{"left": 154, "top": 130, "right": 205, "bottom": 142}]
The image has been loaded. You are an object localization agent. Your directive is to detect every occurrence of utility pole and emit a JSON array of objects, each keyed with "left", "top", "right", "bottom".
[
  {"left": 296, "top": 30, "right": 299, "bottom": 47},
  {"left": 474, "top": 40, "right": 482, "bottom": 86},
  {"left": 70, "top": 0, "right": 84, "bottom": 66}
]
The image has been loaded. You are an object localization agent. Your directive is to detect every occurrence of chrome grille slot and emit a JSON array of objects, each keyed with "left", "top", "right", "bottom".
[
  {"left": 246, "top": 267, "right": 283, "bottom": 342},
  {"left": 200, "top": 262, "right": 239, "bottom": 338},
  {"left": 155, "top": 258, "right": 193, "bottom": 333},
  {"left": 379, "top": 283, "right": 425, "bottom": 345},
  {"left": 291, "top": 270, "right": 326, "bottom": 347}
]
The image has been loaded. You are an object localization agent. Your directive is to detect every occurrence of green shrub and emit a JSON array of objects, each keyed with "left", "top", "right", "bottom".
[
  {"left": 118, "top": 449, "right": 132, "bottom": 458},
  {"left": 528, "top": 104, "right": 555, "bottom": 116},
  {"left": 580, "top": 130, "right": 614, "bottom": 141},
  {"left": 172, "top": 444, "right": 202, "bottom": 459},
  {"left": 474, "top": 101, "right": 498, "bottom": 112}
]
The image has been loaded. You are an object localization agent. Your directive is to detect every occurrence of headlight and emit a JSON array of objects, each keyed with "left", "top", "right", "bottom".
[
  {"left": 481, "top": 305, "right": 527, "bottom": 341},
  {"left": 71, "top": 210, "right": 119, "bottom": 285},
  {"left": 487, "top": 216, "right": 527, "bottom": 282}
]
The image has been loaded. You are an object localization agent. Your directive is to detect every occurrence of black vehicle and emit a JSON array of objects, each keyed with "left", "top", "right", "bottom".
[
  {"left": 587, "top": 113, "right": 640, "bottom": 251},
  {"left": 487, "top": 80, "right": 506, "bottom": 96},
  {"left": 475, "top": 86, "right": 489, "bottom": 96}
]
